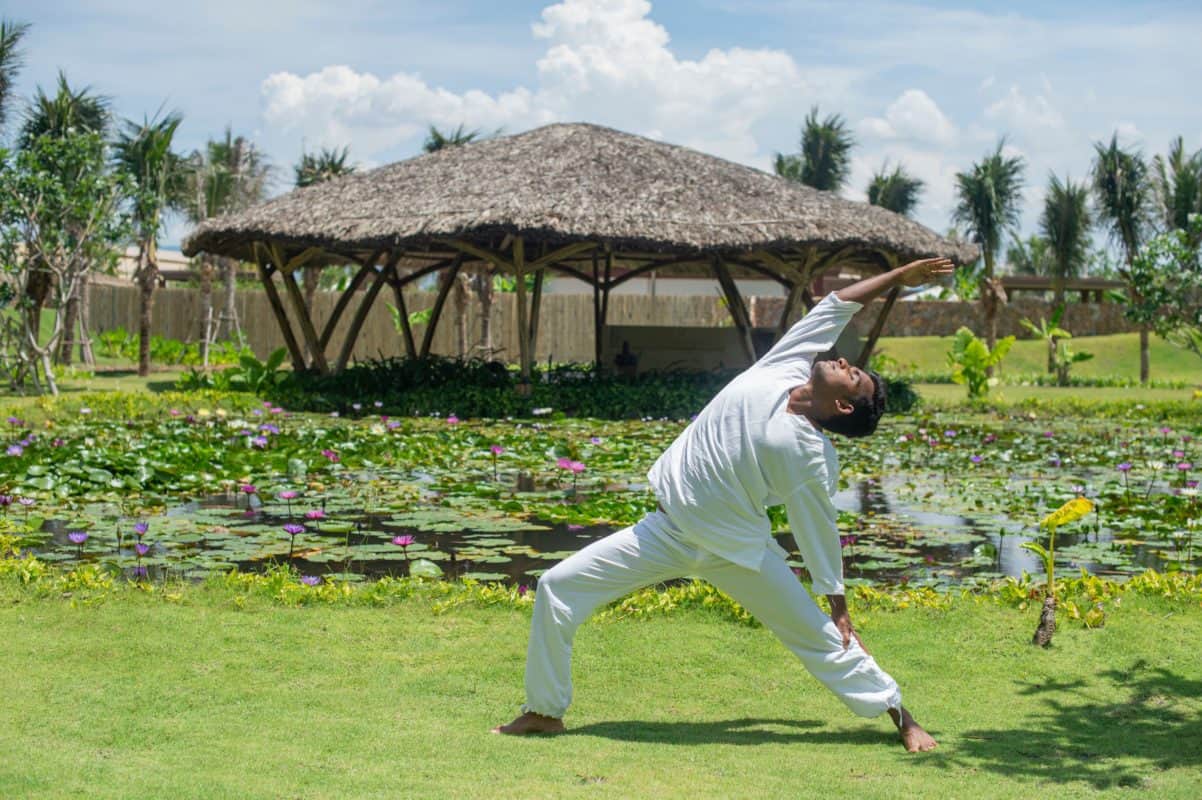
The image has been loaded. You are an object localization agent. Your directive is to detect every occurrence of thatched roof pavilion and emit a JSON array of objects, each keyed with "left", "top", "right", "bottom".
[{"left": 183, "top": 123, "right": 976, "bottom": 377}]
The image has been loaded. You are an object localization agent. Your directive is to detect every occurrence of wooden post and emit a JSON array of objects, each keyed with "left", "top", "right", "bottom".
[
  {"left": 513, "top": 237, "right": 530, "bottom": 383},
  {"left": 319, "top": 248, "right": 384, "bottom": 351},
  {"left": 270, "top": 243, "right": 330, "bottom": 373},
  {"left": 528, "top": 267, "right": 545, "bottom": 362},
  {"left": 335, "top": 252, "right": 398, "bottom": 374},
  {"left": 388, "top": 264, "right": 417, "bottom": 359},
  {"left": 713, "top": 258, "right": 756, "bottom": 362},
  {"left": 856, "top": 285, "right": 900, "bottom": 367},
  {"left": 254, "top": 249, "right": 306, "bottom": 372},
  {"left": 592, "top": 251, "right": 603, "bottom": 368},
  {"left": 778, "top": 281, "right": 804, "bottom": 337},
  {"left": 420, "top": 256, "right": 463, "bottom": 359}
]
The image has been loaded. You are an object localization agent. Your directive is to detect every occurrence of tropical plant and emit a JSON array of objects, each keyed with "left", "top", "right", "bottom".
[
  {"left": 1091, "top": 133, "right": 1152, "bottom": 382},
  {"left": 0, "top": 132, "right": 130, "bottom": 393},
  {"left": 1019, "top": 306, "right": 1093, "bottom": 386},
  {"left": 0, "top": 19, "right": 30, "bottom": 132},
  {"left": 774, "top": 106, "right": 855, "bottom": 192},
  {"left": 866, "top": 162, "right": 923, "bottom": 216},
  {"left": 1005, "top": 234, "right": 1052, "bottom": 276},
  {"left": 1024, "top": 495, "right": 1095, "bottom": 647},
  {"left": 1039, "top": 173, "right": 1093, "bottom": 324},
  {"left": 293, "top": 145, "right": 355, "bottom": 306},
  {"left": 181, "top": 127, "right": 271, "bottom": 355},
  {"left": 112, "top": 110, "right": 185, "bottom": 376},
  {"left": 1123, "top": 215, "right": 1202, "bottom": 363},
  {"left": 946, "top": 326, "right": 1014, "bottom": 399},
  {"left": 1152, "top": 136, "right": 1202, "bottom": 241},
  {"left": 422, "top": 124, "right": 481, "bottom": 153},
  {"left": 952, "top": 141, "right": 1025, "bottom": 356}
]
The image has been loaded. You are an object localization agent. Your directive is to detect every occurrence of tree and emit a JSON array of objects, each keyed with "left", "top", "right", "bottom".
[
  {"left": 1039, "top": 173, "right": 1092, "bottom": 371},
  {"left": 423, "top": 125, "right": 495, "bottom": 357},
  {"left": 1091, "top": 134, "right": 1153, "bottom": 382},
  {"left": 774, "top": 106, "right": 855, "bottom": 192},
  {"left": 1123, "top": 215, "right": 1202, "bottom": 364},
  {"left": 113, "top": 110, "right": 185, "bottom": 377},
  {"left": 422, "top": 124, "right": 481, "bottom": 153},
  {"left": 293, "top": 146, "right": 356, "bottom": 308},
  {"left": 0, "top": 133, "right": 129, "bottom": 393},
  {"left": 181, "top": 127, "right": 271, "bottom": 357},
  {"left": 1152, "top": 136, "right": 1202, "bottom": 242},
  {"left": 952, "top": 140, "right": 1025, "bottom": 356},
  {"left": 18, "top": 72, "right": 110, "bottom": 365},
  {"left": 1005, "top": 234, "right": 1052, "bottom": 276},
  {"left": 866, "top": 162, "right": 924, "bottom": 216},
  {"left": 0, "top": 19, "right": 30, "bottom": 132}
]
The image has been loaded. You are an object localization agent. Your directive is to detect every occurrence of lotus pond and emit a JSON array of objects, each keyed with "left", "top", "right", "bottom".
[{"left": 1, "top": 394, "right": 1199, "bottom": 588}]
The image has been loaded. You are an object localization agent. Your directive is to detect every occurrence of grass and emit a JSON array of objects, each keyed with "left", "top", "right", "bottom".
[
  {"left": 914, "top": 382, "right": 1198, "bottom": 406},
  {"left": 2, "top": 584, "right": 1200, "bottom": 799},
  {"left": 877, "top": 332, "right": 1202, "bottom": 385}
]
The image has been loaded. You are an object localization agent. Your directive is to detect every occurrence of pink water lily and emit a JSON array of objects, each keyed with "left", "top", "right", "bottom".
[{"left": 392, "top": 535, "right": 416, "bottom": 547}]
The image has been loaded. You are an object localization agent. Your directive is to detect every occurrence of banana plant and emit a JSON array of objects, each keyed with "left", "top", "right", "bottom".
[{"left": 1024, "top": 495, "right": 1094, "bottom": 647}]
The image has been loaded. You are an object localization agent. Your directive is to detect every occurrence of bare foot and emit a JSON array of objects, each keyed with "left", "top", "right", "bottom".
[
  {"left": 888, "top": 707, "right": 937, "bottom": 753},
  {"left": 491, "top": 711, "right": 565, "bottom": 736}
]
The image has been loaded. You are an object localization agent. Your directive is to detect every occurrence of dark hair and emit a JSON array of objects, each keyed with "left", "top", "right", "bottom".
[{"left": 818, "top": 368, "right": 887, "bottom": 438}]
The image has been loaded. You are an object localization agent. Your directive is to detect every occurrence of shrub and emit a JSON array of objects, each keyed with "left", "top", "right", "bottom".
[{"left": 947, "top": 327, "right": 1015, "bottom": 399}]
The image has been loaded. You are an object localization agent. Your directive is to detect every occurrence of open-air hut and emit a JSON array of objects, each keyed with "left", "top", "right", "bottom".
[{"left": 182, "top": 123, "right": 976, "bottom": 379}]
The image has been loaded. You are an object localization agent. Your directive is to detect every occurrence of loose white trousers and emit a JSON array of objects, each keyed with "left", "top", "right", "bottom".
[{"left": 522, "top": 511, "right": 903, "bottom": 719}]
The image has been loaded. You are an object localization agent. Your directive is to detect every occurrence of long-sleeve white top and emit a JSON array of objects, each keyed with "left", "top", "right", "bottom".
[{"left": 647, "top": 292, "right": 861, "bottom": 595}]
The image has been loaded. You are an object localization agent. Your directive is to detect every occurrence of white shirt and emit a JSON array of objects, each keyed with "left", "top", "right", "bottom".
[{"left": 647, "top": 292, "right": 862, "bottom": 595}]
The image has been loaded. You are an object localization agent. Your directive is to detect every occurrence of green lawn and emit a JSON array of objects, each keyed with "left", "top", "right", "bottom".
[
  {"left": 877, "top": 332, "right": 1202, "bottom": 385},
  {"left": 914, "top": 382, "right": 1198, "bottom": 406},
  {"left": 2, "top": 586, "right": 1200, "bottom": 799}
]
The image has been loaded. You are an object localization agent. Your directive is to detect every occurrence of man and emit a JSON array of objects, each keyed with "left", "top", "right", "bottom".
[{"left": 494, "top": 257, "right": 953, "bottom": 752}]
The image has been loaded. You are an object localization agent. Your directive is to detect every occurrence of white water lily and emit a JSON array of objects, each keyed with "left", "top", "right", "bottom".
[
  {"left": 370, "top": 424, "right": 386, "bottom": 436},
  {"left": 1148, "top": 461, "right": 1166, "bottom": 471}
]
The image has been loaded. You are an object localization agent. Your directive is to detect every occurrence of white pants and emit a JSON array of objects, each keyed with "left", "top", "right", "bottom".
[{"left": 522, "top": 511, "right": 902, "bottom": 719}]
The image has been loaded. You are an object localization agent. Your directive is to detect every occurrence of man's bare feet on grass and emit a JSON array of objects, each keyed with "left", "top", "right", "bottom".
[
  {"left": 492, "top": 711, "right": 565, "bottom": 736},
  {"left": 888, "top": 707, "right": 937, "bottom": 752}
]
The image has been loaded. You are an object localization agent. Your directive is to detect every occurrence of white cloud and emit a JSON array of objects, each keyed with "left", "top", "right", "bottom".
[
  {"left": 984, "top": 85, "right": 1065, "bottom": 134},
  {"left": 859, "top": 89, "right": 957, "bottom": 145},
  {"left": 260, "top": 0, "right": 810, "bottom": 167}
]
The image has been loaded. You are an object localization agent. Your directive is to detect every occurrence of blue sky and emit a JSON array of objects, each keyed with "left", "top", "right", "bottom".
[{"left": 6, "top": 0, "right": 1200, "bottom": 247}]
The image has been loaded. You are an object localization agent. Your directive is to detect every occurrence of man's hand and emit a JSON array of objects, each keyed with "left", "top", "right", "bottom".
[
  {"left": 827, "top": 594, "right": 869, "bottom": 653},
  {"left": 896, "top": 257, "right": 955, "bottom": 287}
]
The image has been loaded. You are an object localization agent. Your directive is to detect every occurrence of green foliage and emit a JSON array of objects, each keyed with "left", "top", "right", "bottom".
[
  {"left": 1124, "top": 215, "right": 1202, "bottom": 359},
  {"left": 0, "top": 19, "right": 30, "bottom": 131},
  {"left": 179, "top": 347, "right": 287, "bottom": 393},
  {"left": 96, "top": 326, "right": 248, "bottom": 366},
  {"left": 1091, "top": 133, "right": 1152, "bottom": 262},
  {"left": 1040, "top": 173, "right": 1093, "bottom": 290},
  {"left": 1019, "top": 305, "right": 1093, "bottom": 386},
  {"left": 953, "top": 140, "right": 1026, "bottom": 272},
  {"left": 774, "top": 105, "right": 855, "bottom": 192},
  {"left": 866, "top": 161, "right": 923, "bottom": 216},
  {"left": 294, "top": 145, "right": 354, "bottom": 187},
  {"left": 1152, "top": 136, "right": 1202, "bottom": 236},
  {"left": 947, "top": 327, "right": 1015, "bottom": 398}
]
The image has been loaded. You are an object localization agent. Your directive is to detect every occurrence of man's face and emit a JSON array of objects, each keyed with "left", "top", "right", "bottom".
[{"left": 813, "top": 357, "right": 873, "bottom": 418}]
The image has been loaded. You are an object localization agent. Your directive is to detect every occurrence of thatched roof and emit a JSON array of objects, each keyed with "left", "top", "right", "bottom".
[{"left": 182, "top": 122, "right": 976, "bottom": 266}]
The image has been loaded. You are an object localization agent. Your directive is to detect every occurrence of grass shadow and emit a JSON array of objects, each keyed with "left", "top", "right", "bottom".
[
  {"left": 934, "top": 659, "right": 1202, "bottom": 789},
  {"left": 567, "top": 717, "right": 899, "bottom": 747}
]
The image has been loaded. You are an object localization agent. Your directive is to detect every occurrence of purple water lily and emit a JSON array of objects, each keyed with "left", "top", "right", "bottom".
[
  {"left": 283, "top": 523, "right": 305, "bottom": 559},
  {"left": 134, "top": 521, "right": 149, "bottom": 537},
  {"left": 301, "top": 575, "right": 322, "bottom": 586},
  {"left": 135, "top": 542, "right": 150, "bottom": 556}
]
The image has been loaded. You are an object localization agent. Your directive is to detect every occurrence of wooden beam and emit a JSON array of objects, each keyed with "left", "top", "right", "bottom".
[
  {"left": 528, "top": 268, "right": 545, "bottom": 360},
  {"left": 318, "top": 247, "right": 385, "bottom": 351},
  {"left": 393, "top": 257, "right": 459, "bottom": 289},
  {"left": 713, "top": 258, "right": 756, "bottom": 363},
  {"left": 334, "top": 251, "right": 398, "bottom": 374},
  {"left": 606, "top": 255, "right": 710, "bottom": 290},
  {"left": 419, "top": 256, "right": 463, "bottom": 359},
  {"left": 253, "top": 245, "right": 306, "bottom": 372},
  {"left": 387, "top": 263, "right": 417, "bottom": 359},
  {"left": 270, "top": 242, "right": 330, "bottom": 374},
  {"left": 438, "top": 239, "right": 597, "bottom": 274},
  {"left": 857, "top": 285, "right": 900, "bottom": 367},
  {"left": 777, "top": 281, "right": 805, "bottom": 337},
  {"left": 513, "top": 238, "right": 531, "bottom": 383}
]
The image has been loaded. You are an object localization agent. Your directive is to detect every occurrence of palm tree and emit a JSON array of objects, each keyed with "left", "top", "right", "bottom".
[
  {"left": 423, "top": 125, "right": 493, "bottom": 357},
  {"left": 113, "top": 110, "right": 184, "bottom": 377},
  {"left": 1005, "top": 234, "right": 1052, "bottom": 276},
  {"left": 293, "top": 146, "right": 356, "bottom": 307},
  {"left": 181, "top": 127, "right": 271, "bottom": 354},
  {"left": 952, "top": 140, "right": 1026, "bottom": 354},
  {"left": 422, "top": 124, "right": 481, "bottom": 153},
  {"left": 1152, "top": 136, "right": 1202, "bottom": 241},
  {"left": 1039, "top": 174, "right": 1092, "bottom": 372},
  {"left": 0, "top": 19, "right": 30, "bottom": 131},
  {"left": 295, "top": 145, "right": 354, "bottom": 187},
  {"left": 774, "top": 106, "right": 855, "bottom": 192},
  {"left": 18, "top": 72, "right": 111, "bottom": 365},
  {"left": 867, "top": 162, "right": 924, "bottom": 216},
  {"left": 1091, "top": 134, "right": 1152, "bottom": 382}
]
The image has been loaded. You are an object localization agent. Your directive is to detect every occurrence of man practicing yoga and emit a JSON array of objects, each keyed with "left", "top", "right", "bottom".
[{"left": 494, "top": 257, "right": 953, "bottom": 752}]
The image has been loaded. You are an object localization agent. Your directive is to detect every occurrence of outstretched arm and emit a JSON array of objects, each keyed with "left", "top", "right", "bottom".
[{"left": 834, "top": 257, "right": 955, "bottom": 306}]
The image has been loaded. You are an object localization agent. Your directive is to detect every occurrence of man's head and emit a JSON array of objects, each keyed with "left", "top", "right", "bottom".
[{"left": 810, "top": 357, "right": 887, "bottom": 438}]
